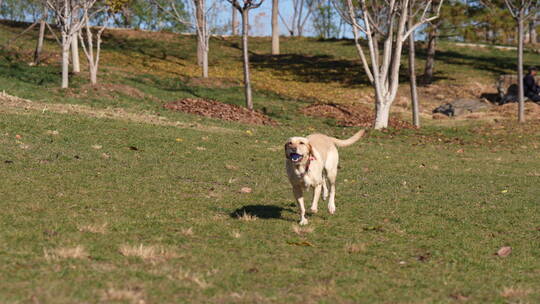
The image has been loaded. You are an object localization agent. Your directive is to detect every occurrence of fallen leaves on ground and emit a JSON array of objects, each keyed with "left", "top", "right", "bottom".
[{"left": 164, "top": 98, "right": 278, "bottom": 126}]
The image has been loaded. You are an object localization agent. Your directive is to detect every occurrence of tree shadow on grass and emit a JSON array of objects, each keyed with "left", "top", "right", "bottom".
[
  {"left": 230, "top": 204, "right": 294, "bottom": 220},
  {"left": 250, "top": 53, "right": 369, "bottom": 86}
]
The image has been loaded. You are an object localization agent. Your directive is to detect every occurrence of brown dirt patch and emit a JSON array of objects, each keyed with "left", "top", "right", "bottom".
[
  {"left": 300, "top": 103, "right": 415, "bottom": 129},
  {"left": 164, "top": 98, "right": 278, "bottom": 126},
  {"left": 61, "top": 83, "right": 158, "bottom": 101}
]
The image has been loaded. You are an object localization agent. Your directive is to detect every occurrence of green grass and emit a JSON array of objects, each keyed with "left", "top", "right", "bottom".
[
  {"left": 1, "top": 107, "right": 540, "bottom": 303},
  {"left": 2, "top": 20, "right": 540, "bottom": 303}
]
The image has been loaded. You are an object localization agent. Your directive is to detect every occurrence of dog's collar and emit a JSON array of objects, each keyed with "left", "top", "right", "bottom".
[{"left": 300, "top": 155, "right": 316, "bottom": 177}]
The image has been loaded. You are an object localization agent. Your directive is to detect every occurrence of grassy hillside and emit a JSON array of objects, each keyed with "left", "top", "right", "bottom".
[
  {"left": 1, "top": 21, "right": 540, "bottom": 303},
  {"left": 2, "top": 20, "right": 540, "bottom": 122}
]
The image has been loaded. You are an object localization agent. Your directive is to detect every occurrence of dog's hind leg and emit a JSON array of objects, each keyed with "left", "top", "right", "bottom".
[
  {"left": 325, "top": 152, "right": 338, "bottom": 215},
  {"left": 293, "top": 186, "right": 308, "bottom": 225},
  {"left": 310, "top": 184, "right": 322, "bottom": 213}
]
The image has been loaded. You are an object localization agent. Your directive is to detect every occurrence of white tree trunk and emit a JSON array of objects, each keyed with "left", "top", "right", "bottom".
[
  {"left": 241, "top": 10, "right": 253, "bottom": 110},
  {"left": 61, "top": 35, "right": 71, "bottom": 89},
  {"left": 71, "top": 30, "right": 80, "bottom": 73},
  {"left": 232, "top": 5, "right": 238, "bottom": 35},
  {"left": 196, "top": 0, "right": 204, "bottom": 67},
  {"left": 90, "top": 66, "right": 97, "bottom": 85},
  {"left": 517, "top": 14, "right": 525, "bottom": 123},
  {"left": 202, "top": 42, "right": 209, "bottom": 78},
  {"left": 408, "top": 10, "right": 420, "bottom": 127},
  {"left": 271, "top": 0, "right": 279, "bottom": 55},
  {"left": 374, "top": 100, "right": 391, "bottom": 129}
]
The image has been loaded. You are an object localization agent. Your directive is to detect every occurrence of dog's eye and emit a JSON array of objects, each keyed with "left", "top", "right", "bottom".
[
  {"left": 300, "top": 142, "right": 305, "bottom": 145},
  {"left": 288, "top": 142, "right": 292, "bottom": 145}
]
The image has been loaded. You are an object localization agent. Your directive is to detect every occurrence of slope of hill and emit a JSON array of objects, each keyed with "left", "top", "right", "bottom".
[{"left": 2, "top": 20, "right": 540, "bottom": 125}]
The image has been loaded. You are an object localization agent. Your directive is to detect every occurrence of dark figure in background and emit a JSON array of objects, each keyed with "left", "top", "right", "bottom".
[{"left": 524, "top": 66, "right": 540, "bottom": 103}]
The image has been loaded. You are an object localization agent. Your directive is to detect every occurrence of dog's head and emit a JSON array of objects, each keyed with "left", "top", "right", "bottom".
[{"left": 284, "top": 137, "right": 312, "bottom": 163}]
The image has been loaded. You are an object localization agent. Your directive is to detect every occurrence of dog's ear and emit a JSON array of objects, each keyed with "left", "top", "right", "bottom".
[{"left": 307, "top": 141, "right": 313, "bottom": 156}]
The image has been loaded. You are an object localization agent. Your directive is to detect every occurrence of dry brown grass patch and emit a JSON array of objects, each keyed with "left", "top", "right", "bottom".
[
  {"left": 500, "top": 286, "right": 532, "bottom": 299},
  {"left": 168, "top": 269, "right": 211, "bottom": 289},
  {"left": 292, "top": 225, "right": 314, "bottom": 235},
  {"left": 101, "top": 287, "right": 145, "bottom": 304},
  {"left": 119, "top": 244, "right": 178, "bottom": 262},
  {"left": 181, "top": 227, "right": 193, "bottom": 236},
  {"left": 310, "top": 280, "right": 336, "bottom": 297},
  {"left": 345, "top": 242, "right": 366, "bottom": 254},
  {"left": 78, "top": 223, "right": 108, "bottom": 234},
  {"left": 44, "top": 245, "right": 89, "bottom": 261},
  {"left": 237, "top": 211, "right": 257, "bottom": 221}
]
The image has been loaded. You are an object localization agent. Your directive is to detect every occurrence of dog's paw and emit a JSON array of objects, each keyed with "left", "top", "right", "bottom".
[
  {"left": 328, "top": 204, "right": 336, "bottom": 215},
  {"left": 310, "top": 207, "right": 318, "bottom": 214},
  {"left": 322, "top": 194, "right": 328, "bottom": 201},
  {"left": 299, "top": 218, "right": 309, "bottom": 226}
]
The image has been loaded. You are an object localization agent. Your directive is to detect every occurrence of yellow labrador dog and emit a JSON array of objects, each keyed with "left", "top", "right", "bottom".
[{"left": 285, "top": 130, "right": 365, "bottom": 225}]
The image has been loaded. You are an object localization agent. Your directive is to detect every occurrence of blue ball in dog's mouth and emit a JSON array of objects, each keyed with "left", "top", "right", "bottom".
[{"left": 289, "top": 153, "right": 303, "bottom": 162}]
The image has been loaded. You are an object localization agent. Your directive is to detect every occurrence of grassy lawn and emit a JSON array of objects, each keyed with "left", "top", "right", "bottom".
[
  {"left": 1, "top": 107, "right": 540, "bottom": 303},
  {"left": 1, "top": 20, "right": 540, "bottom": 303}
]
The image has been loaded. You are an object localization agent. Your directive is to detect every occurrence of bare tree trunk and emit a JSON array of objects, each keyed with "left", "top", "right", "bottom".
[
  {"left": 232, "top": 5, "right": 238, "bottom": 35},
  {"left": 71, "top": 38, "right": 80, "bottom": 73},
  {"left": 34, "top": 17, "right": 47, "bottom": 65},
  {"left": 408, "top": 11, "right": 420, "bottom": 127},
  {"left": 196, "top": 0, "right": 204, "bottom": 66},
  {"left": 241, "top": 10, "right": 253, "bottom": 110},
  {"left": 71, "top": 10, "right": 80, "bottom": 73},
  {"left": 271, "top": 0, "right": 279, "bottom": 55},
  {"left": 61, "top": 34, "right": 71, "bottom": 89},
  {"left": 423, "top": 21, "right": 438, "bottom": 85},
  {"left": 79, "top": 12, "right": 107, "bottom": 86},
  {"left": 202, "top": 46, "right": 209, "bottom": 77},
  {"left": 374, "top": 100, "right": 391, "bottom": 129},
  {"left": 530, "top": 20, "right": 537, "bottom": 44},
  {"left": 517, "top": 15, "right": 525, "bottom": 123}
]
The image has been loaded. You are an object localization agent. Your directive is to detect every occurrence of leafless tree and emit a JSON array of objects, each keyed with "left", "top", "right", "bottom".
[
  {"left": 334, "top": 0, "right": 442, "bottom": 129},
  {"left": 33, "top": 10, "right": 48, "bottom": 65},
  {"left": 78, "top": 6, "right": 108, "bottom": 85},
  {"left": 152, "top": 0, "right": 215, "bottom": 78},
  {"left": 227, "top": 0, "right": 265, "bottom": 110},
  {"left": 422, "top": 0, "right": 441, "bottom": 85},
  {"left": 279, "top": 0, "right": 316, "bottom": 36},
  {"left": 71, "top": 8, "right": 80, "bottom": 73},
  {"left": 272, "top": 0, "right": 279, "bottom": 54},
  {"left": 501, "top": 0, "right": 539, "bottom": 122},
  {"left": 231, "top": 3, "right": 238, "bottom": 35},
  {"left": 529, "top": 18, "right": 537, "bottom": 44},
  {"left": 407, "top": 4, "right": 419, "bottom": 127},
  {"left": 45, "top": 0, "right": 97, "bottom": 88}
]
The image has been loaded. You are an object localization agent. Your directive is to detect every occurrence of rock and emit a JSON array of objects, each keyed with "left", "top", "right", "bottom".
[{"left": 433, "top": 99, "right": 491, "bottom": 117}]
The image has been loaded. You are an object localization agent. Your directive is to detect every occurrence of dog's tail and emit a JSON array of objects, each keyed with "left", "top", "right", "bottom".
[{"left": 331, "top": 129, "right": 365, "bottom": 147}]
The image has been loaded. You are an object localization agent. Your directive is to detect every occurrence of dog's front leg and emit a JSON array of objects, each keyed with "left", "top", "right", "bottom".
[
  {"left": 310, "top": 184, "right": 322, "bottom": 213},
  {"left": 293, "top": 186, "right": 308, "bottom": 225}
]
